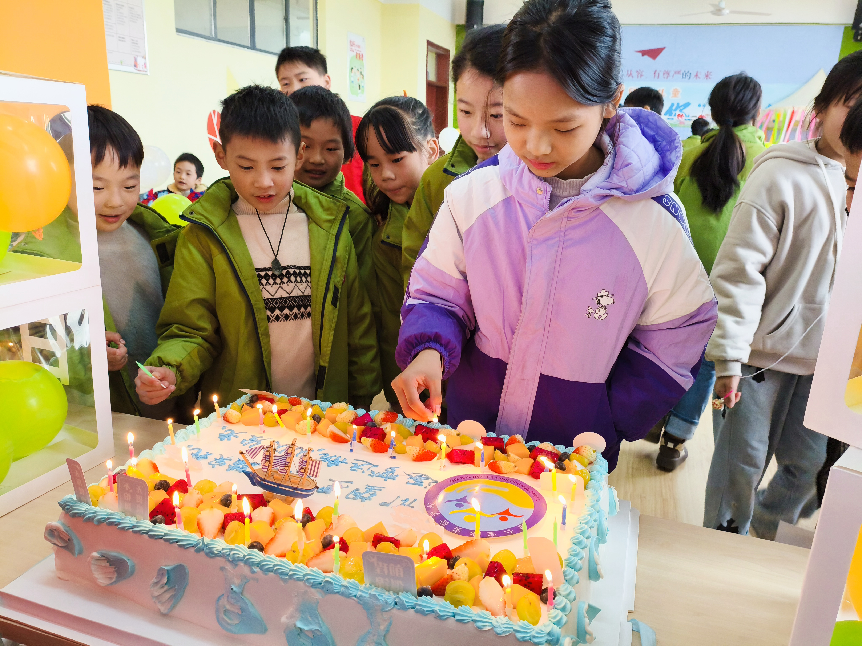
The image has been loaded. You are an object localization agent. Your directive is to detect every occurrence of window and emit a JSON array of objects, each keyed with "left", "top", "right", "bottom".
[{"left": 175, "top": 0, "right": 316, "bottom": 53}]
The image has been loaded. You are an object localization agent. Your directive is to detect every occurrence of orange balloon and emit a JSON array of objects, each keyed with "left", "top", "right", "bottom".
[{"left": 0, "top": 114, "right": 71, "bottom": 232}]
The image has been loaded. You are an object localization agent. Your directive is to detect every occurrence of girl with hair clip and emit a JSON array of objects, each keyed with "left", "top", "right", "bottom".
[
  {"left": 356, "top": 97, "right": 439, "bottom": 411},
  {"left": 393, "top": 0, "right": 717, "bottom": 470},
  {"left": 705, "top": 51, "right": 862, "bottom": 539},
  {"left": 648, "top": 73, "right": 765, "bottom": 472},
  {"left": 401, "top": 24, "right": 508, "bottom": 289}
]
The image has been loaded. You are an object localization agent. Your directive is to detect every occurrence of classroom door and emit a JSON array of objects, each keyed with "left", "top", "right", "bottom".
[{"left": 426, "top": 41, "right": 450, "bottom": 135}]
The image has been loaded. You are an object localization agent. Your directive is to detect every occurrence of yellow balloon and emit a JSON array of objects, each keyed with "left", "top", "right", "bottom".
[
  {"left": 847, "top": 525, "right": 862, "bottom": 619},
  {"left": 151, "top": 193, "right": 192, "bottom": 226},
  {"left": 0, "top": 114, "right": 71, "bottom": 232}
]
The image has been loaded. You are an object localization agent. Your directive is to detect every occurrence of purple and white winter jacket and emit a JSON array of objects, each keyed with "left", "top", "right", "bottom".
[{"left": 397, "top": 109, "right": 717, "bottom": 469}]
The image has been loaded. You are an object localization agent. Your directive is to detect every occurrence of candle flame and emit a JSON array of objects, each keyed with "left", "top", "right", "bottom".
[
  {"left": 242, "top": 497, "right": 250, "bottom": 516},
  {"left": 423, "top": 539, "right": 429, "bottom": 553},
  {"left": 272, "top": 402, "right": 279, "bottom": 414},
  {"left": 173, "top": 491, "right": 180, "bottom": 506},
  {"left": 471, "top": 497, "right": 480, "bottom": 512},
  {"left": 432, "top": 415, "right": 438, "bottom": 424},
  {"left": 502, "top": 574, "right": 511, "bottom": 589},
  {"left": 257, "top": 403, "right": 263, "bottom": 410},
  {"left": 568, "top": 474, "right": 576, "bottom": 483},
  {"left": 306, "top": 407, "right": 312, "bottom": 418},
  {"left": 438, "top": 434, "right": 446, "bottom": 443},
  {"left": 167, "top": 418, "right": 173, "bottom": 425},
  {"left": 106, "top": 459, "right": 112, "bottom": 470},
  {"left": 333, "top": 535, "right": 339, "bottom": 546},
  {"left": 334, "top": 481, "right": 340, "bottom": 497},
  {"left": 181, "top": 446, "right": 188, "bottom": 463},
  {"left": 213, "top": 394, "right": 218, "bottom": 403},
  {"left": 193, "top": 409, "right": 200, "bottom": 416},
  {"left": 127, "top": 432, "right": 134, "bottom": 444},
  {"left": 545, "top": 569, "right": 552, "bottom": 584},
  {"left": 294, "top": 499, "right": 302, "bottom": 522},
  {"left": 558, "top": 495, "right": 566, "bottom": 505},
  {"left": 232, "top": 483, "right": 238, "bottom": 495}
]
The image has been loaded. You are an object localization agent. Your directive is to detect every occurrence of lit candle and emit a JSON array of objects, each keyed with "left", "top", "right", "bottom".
[
  {"left": 438, "top": 434, "right": 447, "bottom": 470},
  {"left": 182, "top": 446, "right": 192, "bottom": 487},
  {"left": 231, "top": 483, "right": 238, "bottom": 506},
  {"left": 502, "top": 573, "right": 512, "bottom": 605},
  {"left": 213, "top": 394, "right": 220, "bottom": 419},
  {"left": 422, "top": 539, "right": 429, "bottom": 561},
  {"left": 127, "top": 432, "right": 135, "bottom": 460},
  {"left": 522, "top": 520, "right": 528, "bottom": 557},
  {"left": 194, "top": 409, "right": 201, "bottom": 434},
  {"left": 541, "top": 457, "right": 557, "bottom": 492},
  {"left": 174, "top": 491, "right": 182, "bottom": 531},
  {"left": 471, "top": 497, "right": 481, "bottom": 538},
  {"left": 243, "top": 497, "right": 251, "bottom": 545},
  {"left": 294, "top": 499, "right": 303, "bottom": 524},
  {"left": 559, "top": 495, "right": 567, "bottom": 527},
  {"left": 432, "top": 415, "right": 438, "bottom": 425},
  {"left": 333, "top": 535, "right": 341, "bottom": 574},
  {"left": 167, "top": 418, "right": 176, "bottom": 445},
  {"left": 545, "top": 570, "right": 554, "bottom": 608},
  {"left": 389, "top": 430, "right": 396, "bottom": 459},
  {"left": 106, "top": 460, "right": 114, "bottom": 493},
  {"left": 350, "top": 425, "right": 357, "bottom": 452},
  {"left": 305, "top": 407, "right": 313, "bottom": 441},
  {"left": 333, "top": 481, "right": 340, "bottom": 523},
  {"left": 257, "top": 403, "right": 264, "bottom": 433},
  {"left": 474, "top": 442, "right": 481, "bottom": 468},
  {"left": 553, "top": 517, "right": 558, "bottom": 549},
  {"left": 273, "top": 403, "right": 286, "bottom": 429}
]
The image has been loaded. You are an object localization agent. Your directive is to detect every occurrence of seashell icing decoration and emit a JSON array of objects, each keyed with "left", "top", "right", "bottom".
[
  {"left": 88, "top": 551, "right": 136, "bottom": 586},
  {"left": 150, "top": 564, "right": 189, "bottom": 615},
  {"left": 44, "top": 521, "right": 82, "bottom": 557}
]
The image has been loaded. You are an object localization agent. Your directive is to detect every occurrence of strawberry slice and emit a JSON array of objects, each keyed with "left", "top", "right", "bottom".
[
  {"left": 427, "top": 543, "right": 452, "bottom": 561},
  {"left": 412, "top": 449, "right": 436, "bottom": 462},
  {"left": 166, "top": 479, "right": 189, "bottom": 498},
  {"left": 430, "top": 572, "right": 453, "bottom": 596},
  {"left": 513, "top": 572, "right": 544, "bottom": 596},
  {"left": 150, "top": 497, "right": 176, "bottom": 524},
  {"left": 371, "top": 533, "right": 401, "bottom": 549},
  {"left": 222, "top": 512, "right": 246, "bottom": 531}
]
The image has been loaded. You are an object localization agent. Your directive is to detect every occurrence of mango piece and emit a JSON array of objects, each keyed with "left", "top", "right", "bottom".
[
  {"left": 135, "top": 457, "right": 159, "bottom": 477},
  {"left": 241, "top": 407, "right": 262, "bottom": 426},
  {"left": 494, "top": 449, "right": 508, "bottom": 462},
  {"left": 508, "top": 583, "right": 535, "bottom": 608},
  {"left": 281, "top": 410, "right": 302, "bottom": 429},
  {"left": 507, "top": 443, "right": 530, "bottom": 459},
  {"left": 250, "top": 520, "right": 275, "bottom": 546},
  {"left": 343, "top": 527, "right": 365, "bottom": 545},
  {"left": 424, "top": 440, "right": 440, "bottom": 454},
  {"left": 301, "top": 538, "right": 323, "bottom": 564},
  {"left": 460, "top": 435, "right": 475, "bottom": 446},
  {"left": 514, "top": 457, "right": 534, "bottom": 475},
  {"left": 193, "top": 479, "right": 217, "bottom": 495},
  {"left": 363, "top": 521, "right": 388, "bottom": 543},
  {"left": 304, "top": 519, "right": 326, "bottom": 542},
  {"left": 315, "top": 506, "right": 334, "bottom": 528},
  {"left": 125, "top": 466, "right": 147, "bottom": 481},
  {"left": 405, "top": 435, "right": 424, "bottom": 448},
  {"left": 317, "top": 418, "right": 333, "bottom": 438},
  {"left": 268, "top": 498, "right": 293, "bottom": 523},
  {"left": 419, "top": 532, "right": 443, "bottom": 550},
  {"left": 415, "top": 556, "right": 447, "bottom": 587},
  {"left": 399, "top": 547, "right": 422, "bottom": 563},
  {"left": 263, "top": 412, "right": 280, "bottom": 427},
  {"left": 347, "top": 541, "right": 370, "bottom": 558},
  {"left": 394, "top": 444, "right": 407, "bottom": 454},
  {"left": 88, "top": 485, "right": 106, "bottom": 506},
  {"left": 180, "top": 507, "right": 200, "bottom": 533},
  {"left": 224, "top": 520, "right": 245, "bottom": 545},
  {"left": 514, "top": 556, "right": 535, "bottom": 574},
  {"left": 148, "top": 490, "right": 168, "bottom": 512}
]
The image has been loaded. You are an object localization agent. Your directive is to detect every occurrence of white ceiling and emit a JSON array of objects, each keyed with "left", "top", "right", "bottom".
[{"left": 481, "top": 0, "right": 858, "bottom": 25}]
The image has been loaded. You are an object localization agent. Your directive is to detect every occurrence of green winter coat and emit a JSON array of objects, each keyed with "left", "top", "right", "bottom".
[
  {"left": 373, "top": 201, "right": 410, "bottom": 404},
  {"left": 681, "top": 134, "right": 702, "bottom": 151},
  {"left": 401, "top": 136, "right": 478, "bottom": 289},
  {"left": 316, "top": 172, "right": 376, "bottom": 300},
  {"left": 146, "top": 178, "right": 381, "bottom": 408},
  {"left": 675, "top": 124, "right": 766, "bottom": 275},
  {"left": 14, "top": 204, "right": 181, "bottom": 415}
]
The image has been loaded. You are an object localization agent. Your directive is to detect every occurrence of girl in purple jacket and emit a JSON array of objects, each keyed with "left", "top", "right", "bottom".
[{"left": 393, "top": 0, "right": 717, "bottom": 469}]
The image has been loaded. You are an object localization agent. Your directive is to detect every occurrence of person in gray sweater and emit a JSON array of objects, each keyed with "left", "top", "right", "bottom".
[{"left": 704, "top": 52, "right": 862, "bottom": 539}]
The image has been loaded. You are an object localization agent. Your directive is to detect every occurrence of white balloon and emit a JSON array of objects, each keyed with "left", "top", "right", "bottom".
[
  {"left": 140, "top": 145, "right": 172, "bottom": 192},
  {"left": 438, "top": 127, "right": 460, "bottom": 154}
]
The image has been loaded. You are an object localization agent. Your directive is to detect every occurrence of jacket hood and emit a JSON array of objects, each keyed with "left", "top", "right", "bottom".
[
  {"left": 749, "top": 139, "right": 845, "bottom": 174},
  {"left": 498, "top": 106, "right": 682, "bottom": 210},
  {"left": 701, "top": 124, "right": 765, "bottom": 146},
  {"left": 443, "top": 135, "right": 479, "bottom": 178}
]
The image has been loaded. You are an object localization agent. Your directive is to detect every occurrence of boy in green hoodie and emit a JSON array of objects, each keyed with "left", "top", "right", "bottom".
[
  {"left": 15, "top": 106, "right": 181, "bottom": 418},
  {"left": 136, "top": 85, "right": 380, "bottom": 410},
  {"left": 287, "top": 85, "right": 375, "bottom": 300}
]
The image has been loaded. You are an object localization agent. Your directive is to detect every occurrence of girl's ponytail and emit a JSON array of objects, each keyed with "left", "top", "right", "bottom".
[
  {"left": 689, "top": 73, "right": 762, "bottom": 214},
  {"left": 356, "top": 96, "right": 435, "bottom": 219}
]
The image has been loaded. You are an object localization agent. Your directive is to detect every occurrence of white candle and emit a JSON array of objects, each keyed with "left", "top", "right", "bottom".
[{"left": 181, "top": 446, "right": 191, "bottom": 487}]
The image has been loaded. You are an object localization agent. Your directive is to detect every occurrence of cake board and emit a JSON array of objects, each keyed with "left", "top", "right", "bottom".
[{"left": 1, "top": 507, "right": 639, "bottom": 645}]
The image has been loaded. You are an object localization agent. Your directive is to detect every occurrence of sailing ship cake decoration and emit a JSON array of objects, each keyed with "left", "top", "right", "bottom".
[{"left": 239, "top": 438, "right": 320, "bottom": 498}]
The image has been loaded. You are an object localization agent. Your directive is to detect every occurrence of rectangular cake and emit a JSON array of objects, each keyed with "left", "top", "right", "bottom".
[{"left": 45, "top": 394, "right": 620, "bottom": 645}]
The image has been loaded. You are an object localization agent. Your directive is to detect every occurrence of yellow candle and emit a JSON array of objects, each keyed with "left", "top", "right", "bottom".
[
  {"left": 243, "top": 497, "right": 251, "bottom": 545},
  {"left": 273, "top": 402, "right": 286, "bottom": 428},
  {"left": 471, "top": 497, "right": 481, "bottom": 538},
  {"left": 193, "top": 409, "right": 201, "bottom": 434},
  {"left": 569, "top": 474, "right": 576, "bottom": 502},
  {"left": 333, "top": 535, "right": 341, "bottom": 574},
  {"left": 422, "top": 539, "right": 429, "bottom": 561},
  {"left": 438, "top": 434, "right": 447, "bottom": 464},
  {"left": 306, "top": 407, "right": 313, "bottom": 439},
  {"left": 333, "top": 481, "right": 340, "bottom": 521},
  {"left": 474, "top": 443, "right": 481, "bottom": 468},
  {"left": 167, "top": 418, "right": 175, "bottom": 445},
  {"left": 213, "top": 394, "right": 220, "bottom": 419}
]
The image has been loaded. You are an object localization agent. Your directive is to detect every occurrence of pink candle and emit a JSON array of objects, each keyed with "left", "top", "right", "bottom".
[
  {"left": 182, "top": 446, "right": 192, "bottom": 487},
  {"left": 545, "top": 570, "right": 554, "bottom": 608},
  {"left": 173, "top": 491, "right": 182, "bottom": 530},
  {"left": 106, "top": 460, "right": 113, "bottom": 493},
  {"left": 127, "top": 432, "right": 134, "bottom": 460}
]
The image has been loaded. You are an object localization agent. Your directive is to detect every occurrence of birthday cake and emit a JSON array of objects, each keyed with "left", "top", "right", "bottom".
[{"left": 45, "top": 394, "right": 628, "bottom": 645}]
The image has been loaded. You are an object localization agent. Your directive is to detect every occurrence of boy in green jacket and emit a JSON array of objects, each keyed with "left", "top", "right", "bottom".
[
  {"left": 136, "top": 85, "right": 380, "bottom": 410},
  {"left": 16, "top": 107, "right": 181, "bottom": 418},
  {"left": 288, "top": 85, "right": 375, "bottom": 300}
]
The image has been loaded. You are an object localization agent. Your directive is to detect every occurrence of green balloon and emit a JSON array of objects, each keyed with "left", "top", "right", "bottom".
[
  {"left": 0, "top": 230, "right": 11, "bottom": 265},
  {"left": 831, "top": 621, "right": 862, "bottom": 645},
  {"left": 151, "top": 194, "right": 192, "bottom": 226},
  {"left": 0, "top": 361, "right": 68, "bottom": 461}
]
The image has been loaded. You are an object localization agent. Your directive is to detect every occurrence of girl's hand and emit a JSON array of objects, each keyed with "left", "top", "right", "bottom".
[
  {"left": 135, "top": 366, "right": 177, "bottom": 405},
  {"left": 105, "top": 331, "right": 128, "bottom": 372},
  {"left": 392, "top": 349, "right": 443, "bottom": 422},
  {"left": 714, "top": 375, "right": 741, "bottom": 409}
]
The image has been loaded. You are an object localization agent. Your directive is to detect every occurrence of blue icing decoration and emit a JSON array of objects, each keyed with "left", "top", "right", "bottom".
[
  {"left": 588, "top": 536, "right": 602, "bottom": 582},
  {"left": 575, "top": 601, "right": 593, "bottom": 644},
  {"left": 345, "top": 485, "right": 384, "bottom": 502},
  {"left": 218, "top": 429, "right": 239, "bottom": 442},
  {"left": 240, "top": 435, "right": 267, "bottom": 448},
  {"left": 44, "top": 520, "right": 82, "bottom": 557},
  {"left": 586, "top": 603, "right": 601, "bottom": 622},
  {"left": 403, "top": 472, "right": 438, "bottom": 487},
  {"left": 367, "top": 466, "right": 400, "bottom": 482},
  {"left": 349, "top": 459, "right": 375, "bottom": 474},
  {"left": 89, "top": 550, "right": 135, "bottom": 586},
  {"left": 453, "top": 606, "right": 475, "bottom": 624},
  {"left": 356, "top": 596, "right": 393, "bottom": 646},
  {"left": 597, "top": 513, "right": 608, "bottom": 545},
  {"left": 216, "top": 565, "right": 267, "bottom": 635},
  {"left": 150, "top": 564, "right": 189, "bottom": 615},
  {"left": 208, "top": 454, "right": 232, "bottom": 468},
  {"left": 186, "top": 446, "right": 212, "bottom": 461},
  {"left": 284, "top": 596, "right": 335, "bottom": 646},
  {"left": 316, "top": 451, "right": 349, "bottom": 468},
  {"left": 608, "top": 486, "right": 619, "bottom": 517},
  {"left": 227, "top": 458, "right": 252, "bottom": 473}
]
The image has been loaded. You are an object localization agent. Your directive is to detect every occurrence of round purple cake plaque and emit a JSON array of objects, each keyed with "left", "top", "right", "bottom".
[{"left": 423, "top": 474, "right": 547, "bottom": 538}]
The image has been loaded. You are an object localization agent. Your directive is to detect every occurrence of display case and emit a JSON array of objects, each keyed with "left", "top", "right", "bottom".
[{"left": 0, "top": 73, "right": 113, "bottom": 516}]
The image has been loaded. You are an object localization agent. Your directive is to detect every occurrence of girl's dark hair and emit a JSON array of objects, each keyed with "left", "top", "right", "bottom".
[
  {"left": 87, "top": 105, "right": 144, "bottom": 169},
  {"left": 355, "top": 97, "right": 435, "bottom": 217},
  {"left": 452, "top": 24, "right": 507, "bottom": 84},
  {"left": 689, "top": 73, "right": 762, "bottom": 214},
  {"left": 289, "top": 85, "right": 356, "bottom": 163},
  {"left": 840, "top": 95, "right": 862, "bottom": 155},
  {"left": 813, "top": 50, "right": 862, "bottom": 117},
  {"left": 497, "top": 0, "right": 621, "bottom": 107}
]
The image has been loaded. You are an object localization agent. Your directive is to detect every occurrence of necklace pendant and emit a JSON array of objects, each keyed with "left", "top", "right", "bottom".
[{"left": 271, "top": 257, "right": 284, "bottom": 276}]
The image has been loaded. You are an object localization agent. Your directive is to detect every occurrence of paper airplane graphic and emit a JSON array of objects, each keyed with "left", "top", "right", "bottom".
[{"left": 635, "top": 47, "right": 666, "bottom": 61}]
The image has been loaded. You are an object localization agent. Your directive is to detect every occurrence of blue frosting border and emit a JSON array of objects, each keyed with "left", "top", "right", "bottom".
[{"left": 99, "top": 395, "right": 610, "bottom": 645}]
